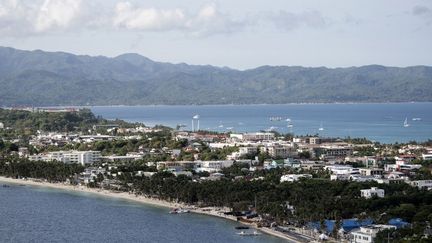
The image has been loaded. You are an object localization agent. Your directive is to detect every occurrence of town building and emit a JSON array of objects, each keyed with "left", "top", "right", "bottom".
[
  {"left": 409, "top": 180, "right": 432, "bottom": 190},
  {"left": 280, "top": 174, "right": 312, "bottom": 183},
  {"left": 360, "top": 187, "right": 385, "bottom": 199}
]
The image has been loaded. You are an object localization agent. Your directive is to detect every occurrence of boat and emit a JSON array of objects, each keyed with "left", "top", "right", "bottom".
[
  {"left": 267, "top": 126, "right": 277, "bottom": 131},
  {"left": 403, "top": 118, "right": 410, "bottom": 127},
  {"left": 412, "top": 118, "right": 421, "bottom": 121},
  {"left": 269, "top": 116, "right": 282, "bottom": 121},
  {"left": 169, "top": 208, "right": 190, "bottom": 214},
  {"left": 235, "top": 226, "right": 250, "bottom": 230},
  {"left": 2, "top": 184, "right": 10, "bottom": 188},
  {"left": 237, "top": 231, "right": 261, "bottom": 236},
  {"left": 318, "top": 122, "right": 324, "bottom": 131}
]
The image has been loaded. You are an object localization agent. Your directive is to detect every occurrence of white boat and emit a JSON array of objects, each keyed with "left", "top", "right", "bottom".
[
  {"left": 169, "top": 208, "right": 190, "bottom": 214},
  {"left": 412, "top": 118, "right": 421, "bottom": 121},
  {"left": 318, "top": 122, "right": 324, "bottom": 131},
  {"left": 403, "top": 118, "right": 410, "bottom": 127},
  {"left": 269, "top": 116, "right": 282, "bottom": 121},
  {"left": 237, "top": 231, "right": 261, "bottom": 236}
]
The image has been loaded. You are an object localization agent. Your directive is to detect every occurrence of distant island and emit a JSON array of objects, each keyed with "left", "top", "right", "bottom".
[{"left": 0, "top": 46, "right": 431, "bottom": 106}]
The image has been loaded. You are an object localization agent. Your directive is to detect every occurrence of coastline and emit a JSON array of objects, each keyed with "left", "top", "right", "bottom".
[{"left": 0, "top": 176, "right": 308, "bottom": 242}]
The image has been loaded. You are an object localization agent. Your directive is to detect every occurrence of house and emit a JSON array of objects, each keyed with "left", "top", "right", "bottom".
[
  {"left": 350, "top": 225, "right": 396, "bottom": 243},
  {"left": 360, "top": 187, "right": 385, "bottom": 199}
]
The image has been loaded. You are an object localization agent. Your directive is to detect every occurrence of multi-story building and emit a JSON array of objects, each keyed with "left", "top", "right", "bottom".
[
  {"left": 260, "top": 145, "right": 294, "bottom": 159},
  {"left": 350, "top": 225, "right": 396, "bottom": 243},
  {"left": 29, "top": 150, "right": 101, "bottom": 165}
]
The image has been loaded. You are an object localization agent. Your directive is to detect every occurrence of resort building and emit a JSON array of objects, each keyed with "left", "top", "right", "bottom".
[
  {"left": 360, "top": 187, "right": 385, "bottom": 199},
  {"left": 29, "top": 150, "right": 101, "bottom": 165},
  {"left": 350, "top": 225, "right": 396, "bottom": 243}
]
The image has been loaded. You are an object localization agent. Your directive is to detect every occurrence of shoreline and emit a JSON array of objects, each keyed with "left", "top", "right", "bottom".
[
  {"left": 3, "top": 101, "right": 431, "bottom": 110},
  {"left": 0, "top": 176, "right": 310, "bottom": 242}
]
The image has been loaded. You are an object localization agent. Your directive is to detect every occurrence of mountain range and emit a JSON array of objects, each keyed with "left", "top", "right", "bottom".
[{"left": 0, "top": 46, "right": 431, "bottom": 106}]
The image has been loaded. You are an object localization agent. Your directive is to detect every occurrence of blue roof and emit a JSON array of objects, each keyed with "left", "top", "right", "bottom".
[
  {"left": 388, "top": 218, "right": 409, "bottom": 228},
  {"left": 309, "top": 218, "right": 373, "bottom": 233}
]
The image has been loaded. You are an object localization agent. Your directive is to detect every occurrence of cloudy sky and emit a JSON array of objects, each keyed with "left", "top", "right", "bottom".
[{"left": 0, "top": 0, "right": 431, "bottom": 69}]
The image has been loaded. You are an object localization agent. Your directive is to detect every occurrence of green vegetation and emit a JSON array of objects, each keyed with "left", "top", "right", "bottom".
[
  {"left": 0, "top": 108, "right": 99, "bottom": 134},
  {"left": 1, "top": 47, "right": 432, "bottom": 106},
  {"left": 0, "top": 157, "right": 83, "bottom": 182}
]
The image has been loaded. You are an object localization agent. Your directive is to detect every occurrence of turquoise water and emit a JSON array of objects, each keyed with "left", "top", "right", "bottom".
[
  {"left": 0, "top": 184, "right": 285, "bottom": 243},
  {"left": 91, "top": 103, "right": 432, "bottom": 143}
]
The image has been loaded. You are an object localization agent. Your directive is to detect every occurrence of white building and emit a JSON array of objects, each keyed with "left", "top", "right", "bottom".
[
  {"left": 231, "top": 132, "right": 275, "bottom": 141},
  {"left": 350, "top": 225, "right": 396, "bottom": 243},
  {"left": 325, "top": 165, "right": 359, "bottom": 175},
  {"left": 409, "top": 180, "right": 432, "bottom": 190},
  {"left": 29, "top": 150, "right": 101, "bottom": 165},
  {"left": 360, "top": 187, "right": 385, "bottom": 199},
  {"left": 280, "top": 174, "right": 312, "bottom": 183},
  {"left": 0, "top": 122, "right": 4, "bottom": 129},
  {"left": 422, "top": 153, "right": 432, "bottom": 161}
]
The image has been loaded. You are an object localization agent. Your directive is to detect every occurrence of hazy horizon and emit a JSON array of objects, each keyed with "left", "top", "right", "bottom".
[{"left": 0, "top": 0, "right": 431, "bottom": 69}]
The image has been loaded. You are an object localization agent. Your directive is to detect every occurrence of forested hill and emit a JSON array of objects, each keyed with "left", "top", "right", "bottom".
[{"left": 1, "top": 46, "right": 431, "bottom": 106}]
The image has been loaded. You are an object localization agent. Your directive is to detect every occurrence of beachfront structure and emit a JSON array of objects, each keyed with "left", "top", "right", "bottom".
[
  {"left": 280, "top": 174, "right": 312, "bottom": 183},
  {"left": 350, "top": 225, "right": 396, "bottom": 243},
  {"left": 360, "top": 187, "right": 385, "bottom": 199},
  {"left": 29, "top": 150, "right": 101, "bottom": 165}
]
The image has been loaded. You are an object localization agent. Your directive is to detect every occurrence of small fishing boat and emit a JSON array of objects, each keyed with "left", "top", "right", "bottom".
[
  {"left": 235, "top": 226, "right": 250, "bottom": 230},
  {"left": 169, "top": 208, "right": 190, "bottom": 214}
]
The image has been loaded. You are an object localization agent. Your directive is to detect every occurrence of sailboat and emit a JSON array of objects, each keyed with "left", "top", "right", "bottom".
[
  {"left": 286, "top": 118, "right": 293, "bottom": 128},
  {"left": 403, "top": 118, "right": 410, "bottom": 127},
  {"left": 318, "top": 122, "right": 324, "bottom": 131}
]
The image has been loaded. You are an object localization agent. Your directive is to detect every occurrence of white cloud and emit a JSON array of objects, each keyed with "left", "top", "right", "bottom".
[
  {"left": 113, "top": 2, "right": 248, "bottom": 36},
  {"left": 0, "top": 0, "right": 83, "bottom": 36},
  {"left": 113, "top": 2, "right": 186, "bottom": 31},
  {"left": 0, "top": 1, "right": 329, "bottom": 37},
  {"left": 35, "top": 0, "right": 82, "bottom": 32}
]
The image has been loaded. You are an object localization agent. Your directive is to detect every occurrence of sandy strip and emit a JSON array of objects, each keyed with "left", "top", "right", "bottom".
[{"left": 0, "top": 176, "right": 309, "bottom": 242}]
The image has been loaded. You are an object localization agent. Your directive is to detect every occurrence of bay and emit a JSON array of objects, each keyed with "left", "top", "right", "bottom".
[
  {"left": 90, "top": 103, "right": 432, "bottom": 143},
  {"left": 0, "top": 184, "right": 285, "bottom": 243}
]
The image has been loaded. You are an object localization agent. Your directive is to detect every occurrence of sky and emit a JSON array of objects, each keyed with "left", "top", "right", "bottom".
[{"left": 0, "top": 0, "right": 431, "bottom": 70}]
